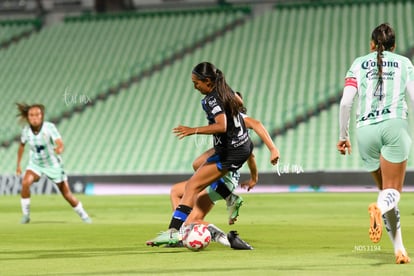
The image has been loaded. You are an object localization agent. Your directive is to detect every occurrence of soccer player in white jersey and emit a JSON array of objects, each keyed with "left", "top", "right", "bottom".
[
  {"left": 337, "top": 23, "right": 414, "bottom": 264},
  {"left": 16, "top": 103, "right": 92, "bottom": 224}
]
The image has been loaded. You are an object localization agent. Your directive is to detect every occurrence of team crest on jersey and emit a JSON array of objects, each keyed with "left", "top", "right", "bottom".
[{"left": 208, "top": 98, "right": 217, "bottom": 106}]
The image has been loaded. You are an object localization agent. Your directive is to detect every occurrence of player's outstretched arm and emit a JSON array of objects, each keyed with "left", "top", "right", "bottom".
[
  {"left": 243, "top": 117, "right": 279, "bottom": 165},
  {"left": 241, "top": 153, "right": 258, "bottom": 191},
  {"left": 173, "top": 114, "right": 227, "bottom": 139},
  {"left": 16, "top": 142, "right": 25, "bottom": 176}
]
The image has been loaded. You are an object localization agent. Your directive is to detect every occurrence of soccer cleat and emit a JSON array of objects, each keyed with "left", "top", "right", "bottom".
[
  {"left": 20, "top": 215, "right": 30, "bottom": 224},
  {"left": 146, "top": 229, "right": 180, "bottom": 247},
  {"left": 226, "top": 194, "right": 243, "bottom": 225},
  {"left": 227, "top": 230, "right": 253, "bottom": 250},
  {"left": 368, "top": 203, "right": 382, "bottom": 243},
  {"left": 82, "top": 217, "right": 92, "bottom": 224},
  {"left": 164, "top": 241, "right": 184, "bottom": 248},
  {"left": 208, "top": 224, "right": 230, "bottom": 247},
  {"left": 395, "top": 250, "right": 410, "bottom": 264}
]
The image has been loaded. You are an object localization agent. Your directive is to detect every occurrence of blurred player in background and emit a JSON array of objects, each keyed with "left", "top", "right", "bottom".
[
  {"left": 16, "top": 103, "right": 92, "bottom": 224},
  {"left": 146, "top": 62, "right": 255, "bottom": 246},
  {"left": 337, "top": 23, "right": 414, "bottom": 264}
]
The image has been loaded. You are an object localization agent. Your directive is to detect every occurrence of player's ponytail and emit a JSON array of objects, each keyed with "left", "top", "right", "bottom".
[
  {"left": 371, "top": 23, "right": 395, "bottom": 98},
  {"left": 213, "top": 68, "right": 240, "bottom": 118},
  {"left": 192, "top": 62, "right": 240, "bottom": 117},
  {"left": 376, "top": 41, "right": 384, "bottom": 80}
]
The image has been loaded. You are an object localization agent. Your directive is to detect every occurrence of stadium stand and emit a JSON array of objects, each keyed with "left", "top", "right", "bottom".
[
  {"left": 0, "top": 20, "right": 39, "bottom": 47},
  {"left": 1, "top": 1, "right": 414, "bottom": 175},
  {"left": 0, "top": 7, "right": 248, "bottom": 143},
  {"left": 0, "top": 6, "right": 252, "bottom": 173}
]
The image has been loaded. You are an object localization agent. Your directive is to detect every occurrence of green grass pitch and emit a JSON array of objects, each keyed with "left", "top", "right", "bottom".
[{"left": 1, "top": 192, "right": 413, "bottom": 275}]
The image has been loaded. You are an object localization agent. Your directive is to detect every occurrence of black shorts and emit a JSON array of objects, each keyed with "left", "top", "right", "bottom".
[{"left": 208, "top": 142, "right": 253, "bottom": 171}]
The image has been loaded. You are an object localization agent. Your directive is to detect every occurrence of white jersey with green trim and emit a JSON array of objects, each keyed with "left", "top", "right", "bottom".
[
  {"left": 345, "top": 51, "right": 414, "bottom": 128},
  {"left": 21, "top": 121, "right": 63, "bottom": 167}
]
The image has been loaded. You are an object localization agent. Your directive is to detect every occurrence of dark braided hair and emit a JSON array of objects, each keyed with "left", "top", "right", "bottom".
[
  {"left": 192, "top": 62, "right": 240, "bottom": 117},
  {"left": 371, "top": 23, "right": 395, "bottom": 96}
]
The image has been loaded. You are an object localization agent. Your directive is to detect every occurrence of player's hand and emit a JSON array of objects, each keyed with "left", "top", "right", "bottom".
[
  {"left": 54, "top": 147, "right": 63, "bottom": 155},
  {"left": 16, "top": 166, "right": 22, "bottom": 176},
  {"left": 173, "top": 125, "right": 195, "bottom": 139},
  {"left": 270, "top": 147, "right": 280, "bottom": 165},
  {"left": 337, "top": 140, "right": 352, "bottom": 155},
  {"left": 240, "top": 179, "right": 257, "bottom": 192}
]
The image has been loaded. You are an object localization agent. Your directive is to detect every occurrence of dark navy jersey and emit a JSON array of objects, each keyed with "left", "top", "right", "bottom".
[{"left": 201, "top": 89, "right": 251, "bottom": 155}]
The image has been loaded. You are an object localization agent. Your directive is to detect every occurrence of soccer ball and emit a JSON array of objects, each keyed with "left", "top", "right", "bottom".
[{"left": 182, "top": 224, "right": 211, "bottom": 251}]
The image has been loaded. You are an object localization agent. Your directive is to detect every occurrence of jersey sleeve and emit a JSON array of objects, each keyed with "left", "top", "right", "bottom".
[
  {"left": 20, "top": 127, "right": 28, "bottom": 144},
  {"left": 344, "top": 77, "right": 358, "bottom": 89},
  {"left": 48, "top": 123, "right": 62, "bottom": 141},
  {"left": 406, "top": 58, "right": 414, "bottom": 82},
  {"left": 204, "top": 94, "right": 224, "bottom": 118},
  {"left": 339, "top": 86, "right": 357, "bottom": 140},
  {"left": 345, "top": 57, "right": 361, "bottom": 79},
  {"left": 404, "top": 58, "right": 414, "bottom": 108}
]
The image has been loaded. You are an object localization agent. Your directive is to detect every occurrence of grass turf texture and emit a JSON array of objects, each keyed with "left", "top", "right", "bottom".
[{"left": 1, "top": 193, "right": 413, "bottom": 275}]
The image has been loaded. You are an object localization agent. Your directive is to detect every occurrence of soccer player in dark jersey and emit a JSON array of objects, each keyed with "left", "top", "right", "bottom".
[
  {"left": 169, "top": 113, "right": 279, "bottom": 250},
  {"left": 146, "top": 62, "right": 254, "bottom": 246}
]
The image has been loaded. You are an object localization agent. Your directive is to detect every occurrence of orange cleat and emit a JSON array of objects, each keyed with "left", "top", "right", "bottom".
[
  {"left": 368, "top": 203, "right": 382, "bottom": 243},
  {"left": 395, "top": 250, "right": 411, "bottom": 264}
]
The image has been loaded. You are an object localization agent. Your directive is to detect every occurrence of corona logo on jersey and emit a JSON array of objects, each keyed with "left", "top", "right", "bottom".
[{"left": 361, "top": 60, "right": 399, "bottom": 70}]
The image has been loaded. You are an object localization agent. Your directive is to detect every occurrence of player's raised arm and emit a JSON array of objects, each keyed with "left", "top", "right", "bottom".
[{"left": 243, "top": 116, "right": 279, "bottom": 165}]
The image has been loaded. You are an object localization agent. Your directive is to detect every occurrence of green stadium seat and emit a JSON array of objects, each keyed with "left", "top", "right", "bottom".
[{"left": 1, "top": 3, "right": 414, "bottom": 174}]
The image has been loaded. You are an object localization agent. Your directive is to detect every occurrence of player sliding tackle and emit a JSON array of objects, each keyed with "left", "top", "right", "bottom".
[
  {"left": 168, "top": 112, "right": 279, "bottom": 249},
  {"left": 168, "top": 154, "right": 256, "bottom": 249},
  {"left": 146, "top": 62, "right": 279, "bottom": 247}
]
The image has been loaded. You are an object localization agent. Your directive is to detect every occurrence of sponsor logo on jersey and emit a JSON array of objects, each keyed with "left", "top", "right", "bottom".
[
  {"left": 361, "top": 60, "right": 399, "bottom": 70},
  {"left": 366, "top": 69, "right": 395, "bottom": 80},
  {"left": 231, "top": 132, "right": 249, "bottom": 147},
  {"left": 360, "top": 108, "right": 391, "bottom": 121}
]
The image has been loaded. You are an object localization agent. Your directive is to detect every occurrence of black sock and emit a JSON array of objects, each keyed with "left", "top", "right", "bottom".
[
  {"left": 214, "top": 178, "right": 232, "bottom": 199},
  {"left": 169, "top": 204, "right": 192, "bottom": 230}
]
